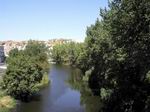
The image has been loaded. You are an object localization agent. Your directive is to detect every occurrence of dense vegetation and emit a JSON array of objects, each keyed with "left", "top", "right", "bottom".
[
  {"left": 0, "top": 0, "right": 149, "bottom": 111},
  {"left": 2, "top": 40, "right": 50, "bottom": 102},
  {"left": 51, "top": 42, "right": 84, "bottom": 66},
  {"left": 0, "top": 91, "right": 16, "bottom": 112},
  {"left": 51, "top": 0, "right": 150, "bottom": 111}
]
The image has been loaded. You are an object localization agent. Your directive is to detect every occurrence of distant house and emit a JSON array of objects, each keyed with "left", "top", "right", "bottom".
[{"left": 0, "top": 46, "right": 5, "bottom": 63}]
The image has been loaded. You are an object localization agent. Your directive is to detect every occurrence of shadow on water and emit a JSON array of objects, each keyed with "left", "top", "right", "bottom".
[
  {"left": 14, "top": 64, "right": 102, "bottom": 112},
  {"left": 67, "top": 68, "right": 103, "bottom": 112}
]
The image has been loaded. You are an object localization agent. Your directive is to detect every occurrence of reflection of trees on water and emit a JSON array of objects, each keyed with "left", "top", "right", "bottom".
[
  {"left": 68, "top": 68, "right": 150, "bottom": 112},
  {"left": 67, "top": 68, "right": 103, "bottom": 112}
]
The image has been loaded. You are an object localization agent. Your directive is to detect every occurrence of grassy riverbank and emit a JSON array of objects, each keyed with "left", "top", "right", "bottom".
[
  {"left": 0, "top": 72, "right": 50, "bottom": 112},
  {"left": 36, "top": 73, "right": 50, "bottom": 89},
  {"left": 0, "top": 69, "right": 16, "bottom": 112},
  {"left": 0, "top": 91, "right": 16, "bottom": 112}
]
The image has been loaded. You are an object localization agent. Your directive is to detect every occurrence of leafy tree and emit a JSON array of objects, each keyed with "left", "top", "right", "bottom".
[
  {"left": 24, "top": 40, "right": 50, "bottom": 73},
  {"left": 77, "top": 0, "right": 150, "bottom": 111},
  {"left": 51, "top": 44, "right": 66, "bottom": 64},
  {"left": 51, "top": 42, "right": 83, "bottom": 66},
  {"left": 102, "top": 0, "right": 150, "bottom": 111},
  {"left": 3, "top": 52, "right": 43, "bottom": 101},
  {"left": 77, "top": 19, "right": 114, "bottom": 95},
  {"left": 2, "top": 41, "right": 50, "bottom": 101},
  {"left": 8, "top": 48, "right": 19, "bottom": 57},
  {"left": 6, "top": 48, "right": 20, "bottom": 64},
  {"left": 66, "top": 42, "right": 83, "bottom": 65}
]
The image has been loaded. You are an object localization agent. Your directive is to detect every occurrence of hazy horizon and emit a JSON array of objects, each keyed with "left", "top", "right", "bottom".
[{"left": 0, "top": 38, "right": 78, "bottom": 42}]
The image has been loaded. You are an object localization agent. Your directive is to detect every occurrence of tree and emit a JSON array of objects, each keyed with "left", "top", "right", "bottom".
[
  {"left": 8, "top": 48, "right": 19, "bottom": 57},
  {"left": 66, "top": 42, "right": 83, "bottom": 65},
  {"left": 103, "top": 0, "right": 150, "bottom": 111},
  {"left": 51, "top": 44, "right": 66, "bottom": 64},
  {"left": 3, "top": 52, "right": 43, "bottom": 101},
  {"left": 24, "top": 40, "right": 50, "bottom": 73},
  {"left": 78, "top": 19, "right": 114, "bottom": 95},
  {"left": 2, "top": 41, "right": 50, "bottom": 101},
  {"left": 51, "top": 42, "right": 84, "bottom": 66},
  {"left": 77, "top": 0, "right": 150, "bottom": 111}
]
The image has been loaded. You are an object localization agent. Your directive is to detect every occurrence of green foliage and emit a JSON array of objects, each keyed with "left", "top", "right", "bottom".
[
  {"left": 2, "top": 41, "right": 50, "bottom": 101},
  {"left": 146, "top": 71, "right": 150, "bottom": 83},
  {"left": 102, "top": 0, "right": 150, "bottom": 111},
  {"left": 51, "top": 44, "right": 66, "bottom": 64},
  {"left": 3, "top": 54, "right": 43, "bottom": 101},
  {"left": 82, "top": 69, "right": 92, "bottom": 82},
  {"left": 25, "top": 40, "right": 50, "bottom": 73},
  {"left": 75, "top": 0, "right": 150, "bottom": 111},
  {"left": 8, "top": 48, "right": 19, "bottom": 57},
  {"left": 68, "top": 69, "right": 103, "bottom": 112},
  {"left": 36, "top": 73, "right": 50, "bottom": 89},
  {"left": 100, "top": 88, "right": 112, "bottom": 100},
  {"left": 0, "top": 87, "right": 16, "bottom": 112},
  {"left": 51, "top": 42, "right": 83, "bottom": 66}
]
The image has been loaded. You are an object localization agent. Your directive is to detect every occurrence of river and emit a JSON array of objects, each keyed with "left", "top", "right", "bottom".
[{"left": 14, "top": 64, "right": 102, "bottom": 112}]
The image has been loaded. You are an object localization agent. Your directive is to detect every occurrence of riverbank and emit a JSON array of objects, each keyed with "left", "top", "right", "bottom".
[
  {"left": 36, "top": 73, "right": 50, "bottom": 89},
  {"left": 0, "top": 72, "right": 50, "bottom": 112},
  {"left": 14, "top": 64, "right": 85, "bottom": 112},
  {"left": 0, "top": 90, "right": 16, "bottom": 112},
  {"left": 0, "top": 68, "right": 16, "bottom": 112}
]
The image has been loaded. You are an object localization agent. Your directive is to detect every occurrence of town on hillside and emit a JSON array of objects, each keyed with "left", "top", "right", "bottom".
[{"left": 0, "top": 39, "right": 72, "bottom": 63}]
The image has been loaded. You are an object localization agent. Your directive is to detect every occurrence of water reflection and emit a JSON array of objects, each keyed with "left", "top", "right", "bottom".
[
  {"left": 68, "top": 68, "right": 102, "bottom": 112},
  {"left": 14, "top": 64, "right": 102, "bottom": 112}
]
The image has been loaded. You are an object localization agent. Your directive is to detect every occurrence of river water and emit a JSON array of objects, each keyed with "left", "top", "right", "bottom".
[{"left": 14, "top": 64, "right": 101, "bottom": 112}]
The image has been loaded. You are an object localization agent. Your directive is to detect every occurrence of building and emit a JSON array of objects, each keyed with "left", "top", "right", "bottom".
[
  {"left": 0, "top": 45, "right": 5, "bottom": 63},
  {"left": 0, "top": 39, "right": 73, "bottom": 56}
]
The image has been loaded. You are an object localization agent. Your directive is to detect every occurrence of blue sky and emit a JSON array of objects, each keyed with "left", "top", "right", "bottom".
[{"left": 0, "top": 0, "right": 108, "bottom": 42}]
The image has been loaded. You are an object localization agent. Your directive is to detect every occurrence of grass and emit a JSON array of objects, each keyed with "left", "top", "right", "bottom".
[
  {"left": 0, "top": 71, "right": 49, "bottom": 112},
  {"left": 0, "top": 91, "right": 16, "bottom": 112},
  {"left": 36, "top": 73, "right": 50, "bottom": 89},
  {"left": 0, "top": 69, "right": 16, "bottom": 112}
]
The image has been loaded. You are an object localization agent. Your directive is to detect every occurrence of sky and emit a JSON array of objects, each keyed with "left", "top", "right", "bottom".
[{"left": 0, "top": 0, "right": 108, "bottom": 42}]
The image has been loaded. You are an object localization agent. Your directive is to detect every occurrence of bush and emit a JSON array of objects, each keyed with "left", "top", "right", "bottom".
[
  {"left": 2, "top": 54, "right": 43, "bottom": 101},
  {"left": 36, "top": 73, "right": 50, "bottom": 89},
  {"left": 2, "top": 41, "right": 50, "bottom": 102}
]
